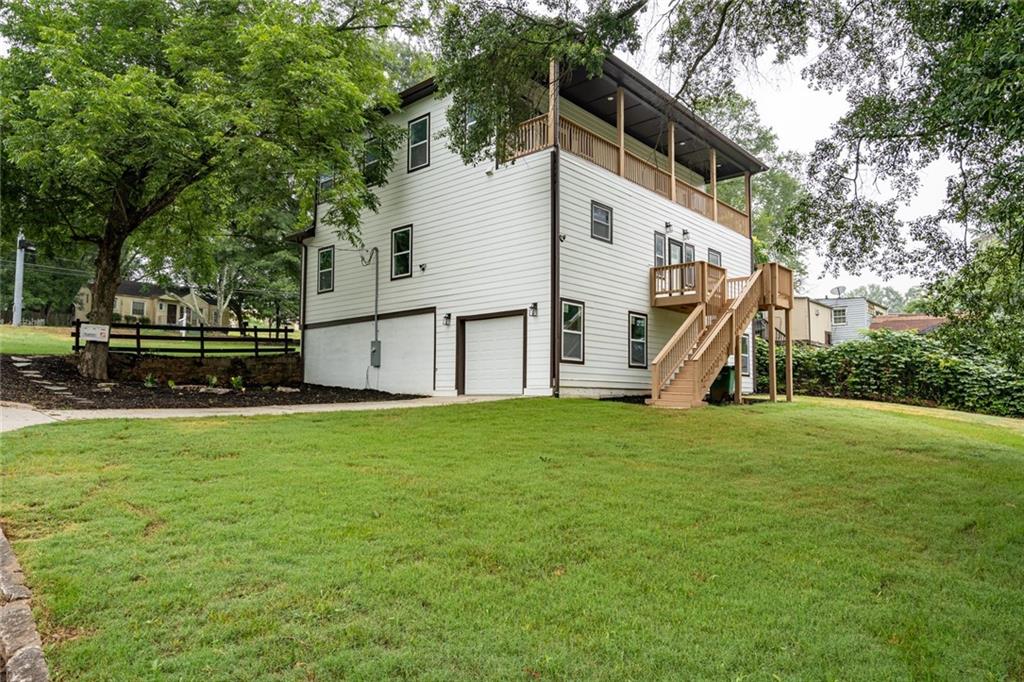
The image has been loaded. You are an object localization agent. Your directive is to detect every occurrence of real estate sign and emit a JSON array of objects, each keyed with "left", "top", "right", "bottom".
[{"left": 80, "top": 324, "right": 110, "bottom": 344}]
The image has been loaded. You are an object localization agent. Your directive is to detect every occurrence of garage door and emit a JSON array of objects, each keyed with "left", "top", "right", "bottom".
[{"left": 464, "top": 315, "right": 524, "bottom": 395}]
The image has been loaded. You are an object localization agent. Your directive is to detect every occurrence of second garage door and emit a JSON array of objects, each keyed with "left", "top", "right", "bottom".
[{"left": 463, "top": 315, "right": 524, "bottom": 395}]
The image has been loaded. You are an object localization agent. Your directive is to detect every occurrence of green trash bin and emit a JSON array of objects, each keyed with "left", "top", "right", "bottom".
[{"left": 708, "top": 366, "right": 736, "bottom": 404}]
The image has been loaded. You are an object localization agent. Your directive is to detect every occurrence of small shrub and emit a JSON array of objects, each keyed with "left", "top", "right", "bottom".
[
  {"left": 206, "top": 374, "right": 219, "bottom": 388},
  {"left": 143, "top": 373, "right": 157, "bottom": 388},
  {"left": 229, "top": 376, "right": 244, "bottom": 391},
  {"left": 167, "top": 379, "right": 176, "bottom": 390},
  {"left": 756, "top": 330, "right": 1024, "bottom": 417},
  {"left": 140, "top": 316, "right": 151, "bottom": 324},
  {"left": 111, "top": 312, "right": 123, "bottom": 322}
]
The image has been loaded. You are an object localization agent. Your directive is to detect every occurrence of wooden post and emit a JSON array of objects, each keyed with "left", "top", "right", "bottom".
[
  {"left": 710, "top": 148, "right": 718, "bottom": 222},
  {"left": 616, "top": 86, "right": 625, "bottom": 176},
  {"left": 254, "top": 327, "right": 259, "bottom": 358},
  {"left": 135, "top": 321, "right": 141, "bottom": 356},
  {"left": 744, "top": 171, "right": 753, "bottom": 238},
  {"left": 785, "top": 308, "right": 794, "bottom": 402},
  {"left": 698, "top": 262, "right": 707, "bottom": 301},
  {"left": 768, "top": 304, "right": 777, "bottom": 401},
  {"left": 734, "top": 330, "right": 743, "bottom": 404},
  {"left": 668, "top": 124, "right": 676, "bottom": 202},
  {"left": 73, "top": 319, "right": 80, "bottom": 352},
  {"left": 547, "top": 60, "right": 559, "bottom": 147},
  {"left": 199, "top": 322, "right": 205, "bottom": 360}
]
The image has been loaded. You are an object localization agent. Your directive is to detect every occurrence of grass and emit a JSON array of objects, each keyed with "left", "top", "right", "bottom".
[
  {"left": 0, "top": 324, "right": 294, "bottom": 357},
  {"left": 2, "top": 397, "right": 1022, "bottom": 680}
]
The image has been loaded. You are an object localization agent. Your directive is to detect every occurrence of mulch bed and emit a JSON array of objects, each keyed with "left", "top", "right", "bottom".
[{"left": 1, "top": 355, "right": 418, "bottom": 410}]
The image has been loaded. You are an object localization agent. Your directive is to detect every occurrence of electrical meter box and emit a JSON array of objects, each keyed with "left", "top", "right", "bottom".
[{"left": 370, "top": 340, "right": 381, "bottom": 368}]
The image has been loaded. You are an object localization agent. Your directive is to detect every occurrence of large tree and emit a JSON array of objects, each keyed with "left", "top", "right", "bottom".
[{"left": 1, "top": 0, "right": 414, "bottom": 377}]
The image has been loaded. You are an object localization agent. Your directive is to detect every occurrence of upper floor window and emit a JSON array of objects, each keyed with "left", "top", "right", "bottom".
[
  {"left": 408, "top": 114, "right": 430, "bottom": 172},
  {"left": 654, "top": 232, "right": 666, "bottom": 266},
  {"left": 466, "top": 106, "right": 478, "bottom": 132},
  {"left": 561, "top": 299, "right": 585, "bottom": 363},
  {"left": 317, "top": 246, "right": 334, "bottom": 293},
  {"left": 363, "top": 139, "right": 386, "bottom": 186},
  {"left": 832, "top": 307, "right": 847, "bottom": 326},
  {"left": 391, "top": 225, "right": 412, "bottom": 279},
  {"left": 591, "top": 201, "right": 612, "bottom": 243},
  {"left": 628, "top": 312, "right": 647, "bottom": 368},
  {"left": 707, "top": 248, "right": 722, "bottom": 267},
  {"left": 317, "top": 173, "right": 335, "bottom": 193}
]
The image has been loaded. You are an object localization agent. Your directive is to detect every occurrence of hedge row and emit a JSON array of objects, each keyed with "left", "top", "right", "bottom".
[{"left": 756, "top": 330, "right": 1024, "bottom": 417}]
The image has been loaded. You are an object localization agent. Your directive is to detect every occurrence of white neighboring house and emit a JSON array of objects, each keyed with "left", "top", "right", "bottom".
[
  {"left": 295, "top": 56, "right": 794, "bottom": 404},
  {"left": 814, "top": 297, "right": 888, "bottom": 344}
]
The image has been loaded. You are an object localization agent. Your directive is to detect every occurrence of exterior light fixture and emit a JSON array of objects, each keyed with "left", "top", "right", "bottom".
[
  {"left": 443, "top": 313, "right": 452, "bottom": 326},
  {"left": 559, "top": 233, "right": 567, "bottom": 243},
  {"left": 664, "top": 221, "right": 672, "bottom": 233},
  {"left": 419, "top": 263, "right": 427, "bottom": 272},
  {"left": 680, "top": 229, "right": 690, "bottom": 240},
  {"left": 529, "top": 302, "right": 538, "bottom": 317}
]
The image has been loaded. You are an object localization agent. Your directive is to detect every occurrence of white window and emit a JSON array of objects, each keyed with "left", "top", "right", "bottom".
[
  {"left": 628, "top": 312, "right": 647, "bottom": 368},
  {"left": 707, "top": 248, "right": 722, "bottom": 267},
  {"left": 740, "top": 334, "right": 751, "bottom": 376},
  {"left": 591, "top": 202, "right": 612, "bottom": 243},
  {"left": 408, "top": 114, "right": 430, "bottom": 171},
  {"left": 317, "top": 246, "right": 334, "bottom": 293},
  {"left": 561, "top": 300, "right": 584, "bottom": 362},
  {"left": 317, "top": 173, "right": 335, "bottom": 192},
  {"left": 654, "top": 232, "right": 666, "bottom": 266},
  {"left": 391, "top": 226, "right": 412, "bottom": 279},
  {"left": 131, "top": 301, "right": 145, "bottom": 317},
  {"left": 832, "top": 307, "right": 847, "bottom": 326}
]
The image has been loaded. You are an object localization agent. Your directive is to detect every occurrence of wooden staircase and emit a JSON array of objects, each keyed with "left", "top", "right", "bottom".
[{"left": 648, "top": 261, "right": 793, "bottom": 409}]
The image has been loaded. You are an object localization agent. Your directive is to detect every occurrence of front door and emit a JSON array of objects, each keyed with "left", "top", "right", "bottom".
[
  {"left": 166, "top": 303, "right": 177, "bottom": 325},
  {"left": 668, "top": 240, "right": 696, "bottom": 289}
]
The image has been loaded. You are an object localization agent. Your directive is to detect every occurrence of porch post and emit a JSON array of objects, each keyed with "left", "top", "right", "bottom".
[
  {"left": 785, "top": 307, "right": 794, "bottom": 402},
  {"left": 668, "top": 124, "right": 677, "bottom": 202},
  {"left": 768, "top": 304, "right": 777, "bottom": 401},
  {"left": 616, "top": 86, "right": 625, "bottom": 176},
  {"left": 744, "top": 171, "right": 753, "bottom": 237},
  {"left": 710, "top": 148, "right": 718, "bottom": 222},
  {"left": 548, "top": 60, "right": 559, "bottom": 147},
  {"left": 734, "top": 329, "right": 743, "bottom": 404}
]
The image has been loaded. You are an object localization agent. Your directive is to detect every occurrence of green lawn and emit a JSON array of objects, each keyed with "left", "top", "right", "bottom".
[
  {"left": 0, "top": 324, "right": 293, "bottom": 357},
  {"left": 2, "top": 398, "right": 1023, "bottom": 680}
]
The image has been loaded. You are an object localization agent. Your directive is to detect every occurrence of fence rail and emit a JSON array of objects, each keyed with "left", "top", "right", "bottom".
[{"left": 72, "top": 320, "right": 295, "bottom": 358}]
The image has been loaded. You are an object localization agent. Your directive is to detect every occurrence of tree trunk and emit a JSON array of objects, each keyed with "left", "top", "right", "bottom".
[
  {"left": 229, "top": 298, "right": 245, "bottom": 333},
  {"left": 78, "top": 234, "right": 125, "bottom": 380}
]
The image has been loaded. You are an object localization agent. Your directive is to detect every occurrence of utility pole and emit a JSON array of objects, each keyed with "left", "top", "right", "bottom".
[{"left": 12, "top": 230, "right": 27, "bottom": 326}]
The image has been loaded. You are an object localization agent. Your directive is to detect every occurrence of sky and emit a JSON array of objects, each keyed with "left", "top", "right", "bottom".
[{"left": 622, "top": 31, "right": 955, "bottom": 300}]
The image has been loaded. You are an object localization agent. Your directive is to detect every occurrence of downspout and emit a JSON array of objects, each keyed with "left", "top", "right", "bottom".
[{"left": 549, "top": 59, "right": 561, "bottom": 397}]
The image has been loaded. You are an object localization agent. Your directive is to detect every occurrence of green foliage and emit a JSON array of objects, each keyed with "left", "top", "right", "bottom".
[
  {"left": 0, "top": 234, "right": 90, "bottom": 321},
  {"left": 845, "top": 284, "right": 922, "bottom": 313},
  {"left": 229, "top": 375, "right": 244, "bottom": 391},
  {"left": 143, "top": 373, "right": 157, "bottom": 388},
  {"left": 757, "top": 331, "right": 1024, "bottom": 417},
  {"left": 206, "top": 374, "right": 218, "bottom": 388},
  {"left": 166, "top": 379, "right": 176, "bottom": 390}
]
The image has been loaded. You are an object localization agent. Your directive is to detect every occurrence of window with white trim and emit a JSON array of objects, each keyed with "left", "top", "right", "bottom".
[
  {"left": 832, "top": 307, "right": 847, "bottom": 326},
  {"left": 654, "top": 232, "right": 666, "bottom": 266},
  {"left": 707, "top": 248, "right": 722, "bottom": 267},
  {"left": 131, "top": 301, "right": 145, "bottom": 317},
  {"left": 740, "top": 334, "right": 751, "bottom": 376},
  {"left": 561, "top": 300, "right": 584, "bottom": 362},
  {"left": 317, "top": 246, "right": 334, "bottom": 293},
  {"left": 407, "top": 115, "right": 430, "bottom": 171},
  {"left": 628, "top": 312, "right": 648, "bottom": 368},
  {"left": 590, "top": 202, "right": 612, "bottom": 243},
  {"left": 391, "top": 226, "right": 412, "bottom": 279}
]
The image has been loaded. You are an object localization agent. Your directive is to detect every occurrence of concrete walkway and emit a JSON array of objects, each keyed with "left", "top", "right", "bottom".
[{"left": 0, "top": 395, "right": 513, "bottom": 433}]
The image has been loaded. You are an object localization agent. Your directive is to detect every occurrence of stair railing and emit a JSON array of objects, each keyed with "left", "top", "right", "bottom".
[
  {"left": 650, "top": 303, "right": 706, "bottom": 401},
  {"left": 690, "top": 269, "right": 764, "bottom": 398}
]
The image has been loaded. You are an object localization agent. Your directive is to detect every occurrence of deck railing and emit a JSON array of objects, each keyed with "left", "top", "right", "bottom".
[
  {"left": 650, "top": 304, "right": 706, "bottom": 401},
  {"left": 650, "top": 261, "right": 728, "bottom": 306},
  {"left": 691, "top": 268, "right": 764, "bottom": 397},
  {"left": 513, "top": 115, "right": 750, "bottom": 236}
]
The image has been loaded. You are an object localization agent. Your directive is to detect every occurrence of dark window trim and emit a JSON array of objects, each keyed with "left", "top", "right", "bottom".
[
  {"left": 667, "top": 238, "right": 685, "bottom": 264},
  {"left": 316, "top": 245, "right": 334, "bottom": 294},
  {"left": 407, "top": 113, "right": 431, "bottom": 173},
  {"left": 590, "top": 201, "right": 613, "bottom": 244},
  {"left": 455, "top": 308, "right": 528, "bottom": 395},
  {"left": 560, "top": 298, "right": 585, "bottom": 364},
  {"left": 707, "top": 248, "right": 722, "bottom": 267},
  {"left": 628, "top": 311, "right": 648, "bottom": 369},
  {"left": 390, "top": 225, "right": 413, "bottom": 281},
  {"left": 683, "top": 242, "right": 696, "bottom": 262},
  {"left": 654, "top": 231, "right": 666, "bottom": 266}
]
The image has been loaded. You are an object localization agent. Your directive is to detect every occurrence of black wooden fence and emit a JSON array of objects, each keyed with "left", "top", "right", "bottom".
[{"left": 72, "top": 320, "right": 295, "bottom": 357}]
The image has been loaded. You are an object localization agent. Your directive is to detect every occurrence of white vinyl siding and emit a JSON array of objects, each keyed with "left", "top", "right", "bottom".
[
  {"left": 817, "top": 298, "right": 878, "bottom": 344},
  {"left": 558, "top": 152, "right": 755, "bottom": 395},
  {"left": 304, "top": 94, "right": 551, "bottom": 396}
]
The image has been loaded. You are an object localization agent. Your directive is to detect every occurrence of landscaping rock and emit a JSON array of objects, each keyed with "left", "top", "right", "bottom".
[
  {"left": 96, "top": 383, "right": 116, "bottom": 388},
  {"left": 0, "top": 602, "right": 42, "bottom": 659},
  {"left": 276, "top": 386, "right": 300, "bottom": 393},
  {"left": 92, "top": 387, "right": 112, "bottom": 393},
  {"left": 199, "top": 387, "right": 231, "bottom": 395},
  {"left": 41, "top": 386, "right": 69, "bottom": 392},
  {"left": 0, "top": 528, "right": 49, "bottom": 681},
  {"left": 9, "top": 357, "right": 30, "bottom": 363},
  {"left": 4, "top": 646, "right": 48, "bottom": 682},
  {"left": 11, "top": 363, "right": 31, "bottom": 369}
]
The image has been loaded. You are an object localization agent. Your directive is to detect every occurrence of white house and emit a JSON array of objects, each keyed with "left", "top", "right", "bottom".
[
  {"left": 815, "top": 297, "right": 887, "bottom": 344},
  {"left": 294, "top": 57, "right": 794, "bottom": 406}
]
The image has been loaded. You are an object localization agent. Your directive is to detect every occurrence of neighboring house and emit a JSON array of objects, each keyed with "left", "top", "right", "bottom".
[
  {"left": 75, "top": 280, "right": 224, "bottom": 326},
  {"left": 870, "top": 314, "right": 947, "bottom": 334},
  {"left": 770, "top": 296, "right": 833, "bottom": 346},
  {"left": 294, "top": 56, "right": 794, "bottom": 404},
  {"left": 814, "top": 297, "right": 888, "bottom": 344}
]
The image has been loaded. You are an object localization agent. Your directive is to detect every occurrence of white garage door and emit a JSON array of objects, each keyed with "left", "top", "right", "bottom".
[
  {"left": 464, "top": 316, "right": 524, "bottom": 395},
  {"left": 304, "top": 312, "right": 434, "bottom": 394}
]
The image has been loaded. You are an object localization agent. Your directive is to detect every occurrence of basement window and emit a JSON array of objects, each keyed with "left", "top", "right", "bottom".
[
  {"left": 317, "top": 246, "right": 334, "bottom": 294},
  {"left": 561, "top": 299, "right": 585, "bottom": 363},
  {"left": 628, "top": 312, "right": 648, "bottom": 369}
]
